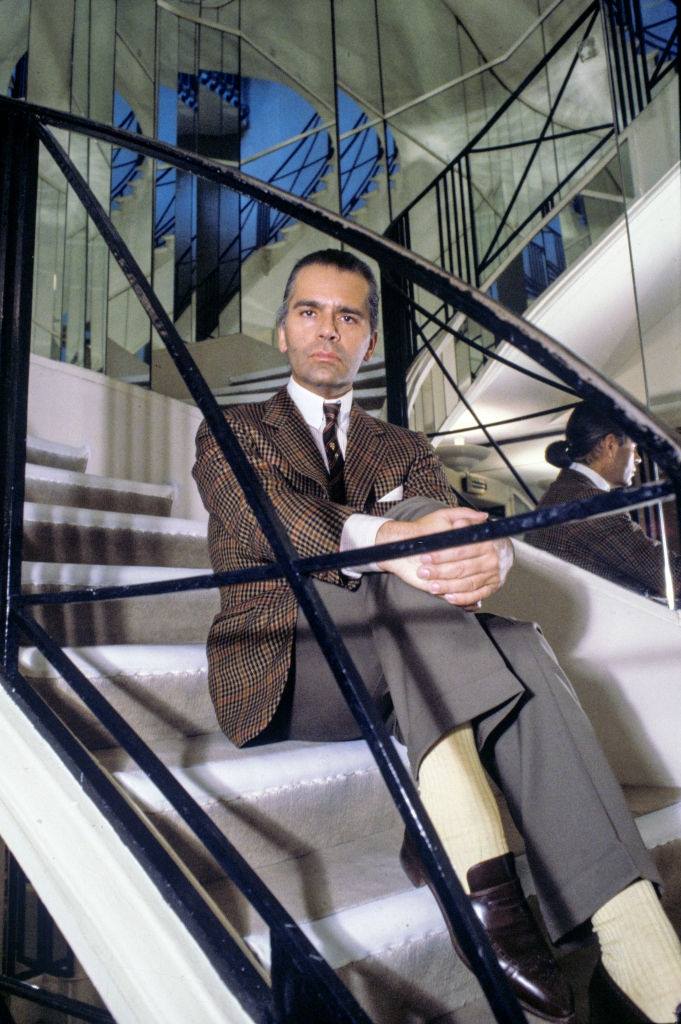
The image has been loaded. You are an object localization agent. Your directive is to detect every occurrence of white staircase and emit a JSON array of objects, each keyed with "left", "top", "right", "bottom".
[{"left": 2, "top": 432, "right": 680, "bottom": 1023}]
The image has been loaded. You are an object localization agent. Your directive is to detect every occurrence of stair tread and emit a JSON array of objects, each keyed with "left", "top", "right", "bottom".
[
  {"left": 211, "top": 797, "right": 681, "bottom": 974},
  {"left": 19, "top": 642, "right": 208, "bottom": 680},
  {"left": 229, "top": 356, "right": 385, "bottom": 387},
  {"left": 103, "top": 735, "right": 401, "bottom": 808},
  {"left": 26, "top": 434, "right": 90, "bottom": 472},
  {"left": 216, "top": 387, "right": 386, "bottom": 406},
  {"left": 21, "top": 561, "right": 212, "bottom": 586},
  {"left": 23, "top": 502, "right": 207, "bottom": 538},
  {"left": 25, "top": 463, "right": 176, "bottom": 502},
  {"left": 218, "top": 366, "right": 386, "bottom": 396}
]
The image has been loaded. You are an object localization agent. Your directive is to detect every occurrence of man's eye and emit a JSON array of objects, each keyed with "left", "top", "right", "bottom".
[
  {"left": 339, "top": 314, "right": 356, "bottom": 324},
  {"left": 301, "top": 309, "right": 315, "bottom": 317}
]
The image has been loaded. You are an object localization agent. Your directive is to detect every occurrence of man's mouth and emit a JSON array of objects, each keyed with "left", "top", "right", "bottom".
[{"left": 311, "top": 351, "right": 340, "bottom": 363}]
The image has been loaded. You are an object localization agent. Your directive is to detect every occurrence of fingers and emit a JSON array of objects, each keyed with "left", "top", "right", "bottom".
[
  {"left": 443, "top": 583, "right": 498, "bottom": 606},
  {"left": 420, "top": 540, "right": 496, "bottom": 566},
  {"left": 434, "top": 507, "right": 488, "bottom": 529},
  {"left": 417, "top": 548, "right": 499, "bottom": 581},
  {"left": 424, "top": 566, "right": 499, "bottom": 596}
]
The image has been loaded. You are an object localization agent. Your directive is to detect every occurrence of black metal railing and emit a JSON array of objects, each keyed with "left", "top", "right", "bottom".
[
  {"left": 604, "top": 0, "right": 679, "bottom": 129},
  {"left": 1, "top": 95, "right": 680, "bottom": 1024},
  {"left": 385, "top": 3, "right": 609, "bottom": 289},
  {"left": 383, "top": 0, "right": 678, "bottom": 389}
]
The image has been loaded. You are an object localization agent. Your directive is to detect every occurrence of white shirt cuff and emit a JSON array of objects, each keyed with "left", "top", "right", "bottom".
[{"left": 340, "top": 513, "right": 392, "bottom": 577}]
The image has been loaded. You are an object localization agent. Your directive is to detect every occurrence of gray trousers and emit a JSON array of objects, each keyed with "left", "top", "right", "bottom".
[{"left": 260, "top": 498, "right": 659, "bottom": 942}]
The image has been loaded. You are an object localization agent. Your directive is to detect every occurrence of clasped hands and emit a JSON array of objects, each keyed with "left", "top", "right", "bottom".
[{"left": 376, "top": 507, "right": 513, "bottom": 610}]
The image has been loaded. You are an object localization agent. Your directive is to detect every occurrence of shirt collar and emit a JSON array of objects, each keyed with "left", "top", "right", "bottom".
[
  {"left": 286, "top": 376, "right": 353, "bottom": 432},
  {"left": 570, "top": 461, "right": 611, "bottom": 491}
]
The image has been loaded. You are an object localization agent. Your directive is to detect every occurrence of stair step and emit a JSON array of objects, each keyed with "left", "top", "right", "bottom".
[
  {"left": 20, "top": 643, "right": 214, "bottom": 749},
  {"left": 207, "top": 797, "right": 681, "bottom": 1024},
  {"left": 216, "top": 366, "right": 386, "bottom": 398},
  {"left": 228, "top": 356, "right": 385, "bottom": 387},
  {"left": 26, "top": 434, "right": 90, "bottom": 473},
  {"left": 101, "top": 736, "right": 407, "bottom": 882},
  {"left": 21, "top": 562, "right": 218, "bottom": 645},
  {"left": 216, "top": 387, "right": 386, "bottom": 409},
  {"left": 22, "top": 503, "right": 210, "bottom": 567},
  {"left": 25, "top": 463, "right": 175, "bottom": 517}
]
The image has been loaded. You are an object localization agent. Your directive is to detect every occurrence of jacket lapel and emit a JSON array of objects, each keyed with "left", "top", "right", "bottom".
[
  {"left": 262, "top": 388, "right": 329, "bottom": 493},
  {"left": 345, "top": 405, "right": 383, "bottom": 510}
]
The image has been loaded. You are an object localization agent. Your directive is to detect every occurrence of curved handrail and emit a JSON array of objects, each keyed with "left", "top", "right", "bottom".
[{"left": 2, "top": 94, "right": 680, "bottom": 1024}]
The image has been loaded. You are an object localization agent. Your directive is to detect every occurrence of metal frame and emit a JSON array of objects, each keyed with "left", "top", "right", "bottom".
[
  {"left": 386, "top": 2, "right": 611, "bottom": 287},
  {"left": 383, "top": 0, "right": 678, "bottom": 400},
  {"left": 1, "top": 88, "right": 680, "bottom": 1024}
]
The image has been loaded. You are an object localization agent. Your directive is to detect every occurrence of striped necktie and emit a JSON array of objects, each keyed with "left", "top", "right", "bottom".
[{"left": 323, "top": 401, "right": 346, "bottom": 504}]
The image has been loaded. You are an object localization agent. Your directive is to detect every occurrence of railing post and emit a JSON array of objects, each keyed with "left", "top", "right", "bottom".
[
  {"left": 0, "top": 108, "right": 39, "bottom": 675},
  {"left": 270, "top": 929, "right": 350, "bottom": 1023},
  {"left": 381, "top": 217, "right": 413, "bottom": 427}
]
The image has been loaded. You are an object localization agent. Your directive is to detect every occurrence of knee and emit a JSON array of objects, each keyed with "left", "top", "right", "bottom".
[{"left": 388, "top": 496, "right": 450, "bottom": 522}]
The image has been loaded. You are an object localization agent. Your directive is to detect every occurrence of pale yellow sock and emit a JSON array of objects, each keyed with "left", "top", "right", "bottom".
[
  {"left": 418, "top": 724, "right": 509, "bottom": 893},
  {"left": 593, "top": 880, "right": 681, "bottom": 1022}
]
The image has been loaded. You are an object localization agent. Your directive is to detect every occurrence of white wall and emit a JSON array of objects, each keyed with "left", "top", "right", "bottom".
[{"left": 27, "top": 354, "right": 207, "bottom": 522}]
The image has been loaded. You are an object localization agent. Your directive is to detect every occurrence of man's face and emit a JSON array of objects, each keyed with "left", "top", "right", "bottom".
[
  {"left": 277, "top": 263, "right": 378, "bottom": 398},
  {"left": 607, "top": 436, "right": 640, "bottom": 486}
]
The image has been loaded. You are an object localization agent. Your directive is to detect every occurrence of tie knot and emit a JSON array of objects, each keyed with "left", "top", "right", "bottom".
[{"left": 323, "top": 402, "right": 341, "bottom": 428}]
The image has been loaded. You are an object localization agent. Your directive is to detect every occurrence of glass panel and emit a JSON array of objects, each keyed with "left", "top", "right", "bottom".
[
  {"left": 27, "top": 0, "right": 116, "bottom": 373},
  {"left": 239, "top": 2, "right": 335, "bottom": 347},
  {"left": 334, "top": 0, "right": 394, "bottom": 230},
  {"left": 107, "top": 0, "right": 155, "bottom": 381}
]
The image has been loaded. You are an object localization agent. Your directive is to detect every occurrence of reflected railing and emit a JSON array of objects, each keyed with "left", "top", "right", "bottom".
[
  {"left": 385, "top": 0, "right": 677, "bottom": 399},
  {"left": 2, "top": 94, "right": 681, "bottom": 1022}
]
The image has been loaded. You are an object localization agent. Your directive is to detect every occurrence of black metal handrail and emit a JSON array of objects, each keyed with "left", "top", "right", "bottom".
[{"left": 1, "top": 93, "right": 680, "bottom": 1024}]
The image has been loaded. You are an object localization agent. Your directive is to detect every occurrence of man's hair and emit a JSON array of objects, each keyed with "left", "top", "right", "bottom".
[
  {"left": 545, "top": 402, "right": 628, "bottom": 469},
  {"left": 275, "top": 249, "right": 379, "bottom": 333}
]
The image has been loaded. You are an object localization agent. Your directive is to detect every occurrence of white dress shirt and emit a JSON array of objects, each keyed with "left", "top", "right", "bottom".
[
  {"left": 569, "top": 461, "right": 610, "bottom": 491},
  {"left": 286, "top": 377, "right": 390, "bottom": 574}
]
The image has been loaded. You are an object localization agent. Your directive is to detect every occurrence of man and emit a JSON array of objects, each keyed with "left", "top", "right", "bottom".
[
  {"left": 528, "top": 402, "right": 681, "bottom": 599},
  {"left": 193, "top": 250, "right": 681, "bottom": 1023}
]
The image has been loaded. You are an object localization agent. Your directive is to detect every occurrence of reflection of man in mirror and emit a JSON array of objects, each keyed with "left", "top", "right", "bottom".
[
  {"left": 193, "top": 251, "right": 681, "bottom": 1022},
  {"left": 529, "top": 402, "right": 681, "bottom": 600}
]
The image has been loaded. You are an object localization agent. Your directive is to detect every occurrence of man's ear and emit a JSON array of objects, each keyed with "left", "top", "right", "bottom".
[
  {"left": 277, "top": 323, "right": 288, "bottom": 354},
  {"left": 604, "top": 433, "right": 620, "bottom": 457},
  {"left": 363, "top": 331, "right": 378, "bottom": 362}
]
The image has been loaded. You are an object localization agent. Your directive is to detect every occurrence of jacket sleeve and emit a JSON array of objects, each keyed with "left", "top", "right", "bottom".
[
  {"left": 403, "top": 431, "right": 459, "bottom": 507},
  {"left": 583, "top": 510, "right": 681, "bottom": 598}
]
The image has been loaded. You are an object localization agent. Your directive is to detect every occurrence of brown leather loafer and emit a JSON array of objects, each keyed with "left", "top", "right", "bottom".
[{"left": 400, "top": 833, "right": 576, "bottom": 1022}]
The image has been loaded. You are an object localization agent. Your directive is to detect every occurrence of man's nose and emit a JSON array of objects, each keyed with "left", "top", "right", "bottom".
[{"left": 317, "top": 311, "right": 339, "bottom": 340}]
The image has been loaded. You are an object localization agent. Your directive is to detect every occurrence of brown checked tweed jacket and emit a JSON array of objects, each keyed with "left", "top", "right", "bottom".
[
  {"left": 192, "top": 387, "right": 456, "bottom": 746},
  {"left": 527, "top": 467, "right": 681, "bottom": 598}
]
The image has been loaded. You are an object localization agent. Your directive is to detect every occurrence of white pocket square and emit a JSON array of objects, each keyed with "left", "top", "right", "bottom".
[{"left": 377, "top": 484, "right": 404, "bottom": 503}]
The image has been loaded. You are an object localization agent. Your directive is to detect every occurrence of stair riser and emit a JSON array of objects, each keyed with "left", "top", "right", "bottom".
[
  {"left": 143, "top": 767, "right": 402, "bottom": 883},
  {"left": 26, "top": 442, "right": 88, "bottom": 473},
  {"left": 24, "top": 479, "right": 173, "bottom": 518},
  {"left": 339, "top": 937, "right": 478, "bottom": 1024},
  {"left": 22, "top": 590, "right": 218, "bottom": 646},
  {"left": 24, "top": 669, "right": 216, "bottom": 751},
  {"left": 23, "top": 523, "right": 211, "bottom": 568}
]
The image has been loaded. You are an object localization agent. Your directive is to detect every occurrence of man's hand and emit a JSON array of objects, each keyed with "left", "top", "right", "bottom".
[{"left": 376, "top": 507, "right": 513, "bottom": 608}]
